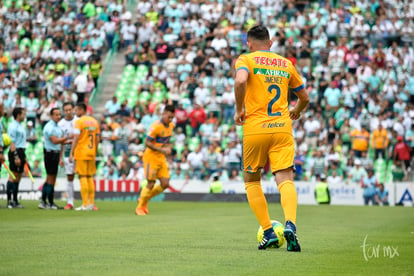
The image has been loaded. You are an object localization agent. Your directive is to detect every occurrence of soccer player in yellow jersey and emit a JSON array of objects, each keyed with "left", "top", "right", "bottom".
[
  {"left": 234, "top": 25, "right": 309, "bottom": 251},
  {"left": 135, "top": 105, "right": 175, "bottom": 216},
  {"left": 69, "top": 103, "right": 100, "bottom": 211}
]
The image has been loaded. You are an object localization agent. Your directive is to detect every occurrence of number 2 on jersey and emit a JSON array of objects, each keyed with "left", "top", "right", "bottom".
[{"left": 267, "top": 84, "right": 281, "bottom": 117}]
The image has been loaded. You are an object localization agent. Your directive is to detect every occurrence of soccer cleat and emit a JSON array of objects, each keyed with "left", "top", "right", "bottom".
[
  {"left": 49, "top": 203, "right": 61, "bottom": 210},
  {"left": 38, "top": 201, "right": 49, "bottom": 209},
  {"left": 284, "top": 220, "right": 301, "bottom": 252},
  {"left": 258, "top": 229, "right": 279, "bottom": 250},
  {"left": 135, "top": 207, "right": 146, "bottom": 216},
  {"left": 137, "top": 198, "right": 149, "bottom": 214},
  {"left": 75, "top": 205, "right": 90, "bottom": 211},
  {"left": 64, "top": 204, "right": 74, "bottom": 210},
  {"left": 14, "top": 202, "right": 24, "bottom": 209},
  {"left": 7, "top": 201, "right": 15, "bottom": 209},
  {"left": 85, "top": 204, "right": 97, "bottom": 211}
]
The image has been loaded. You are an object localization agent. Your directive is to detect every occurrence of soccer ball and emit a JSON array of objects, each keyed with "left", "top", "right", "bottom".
[
  {"left": 2, "top": 133, "right": 11, "bottom": 148},
  {"left": 257, "top": 220, "right": 286, "bottom": 248}
]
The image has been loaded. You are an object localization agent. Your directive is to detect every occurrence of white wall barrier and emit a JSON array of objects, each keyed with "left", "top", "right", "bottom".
[{"left": 0, "top": 178, "right": 412, "bottom": 206}]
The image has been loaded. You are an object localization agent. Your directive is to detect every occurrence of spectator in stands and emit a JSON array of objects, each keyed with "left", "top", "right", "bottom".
[
  {"left": 187, "top": 144, "right": 204, "bottom": 180},
  {"left": 174, "top": 102, "right": 188, "bottom": 133},
  {"left": 221, "top": 85, "right": 235, "bottom": 124},
  {"left": 100, "top": 123, "right": 114, "bottom": 158},
  {"left": 24, "top": 92, "right": 38, "bottom": 127},
  {"left": 116, "top": 101, "right": 131, "bottom": 117},
  {"left": 303, "top": 114, "right": 321, "bottom": 150},
  {"left": 203, "top": 143, "right": 223, "bottom": 178},
  {"left": 351, "top": 124, "right": 370, "bottom": 158},
  {"left": 74, "top": 70, "right": 88, "bottom": 104},
  {"left": 371, "top": 123, "right": 389, "bottom": 160},
  {"left": 405, "top": 124, "right": 414, "bottom": 158},
  {"left": 0, "top": 48, "right": 8, "bottom": 65},
  {"left": 294, "top": 150, "right": 305, "bottom": 180},
  {"left": 374, "top": 183, "right": 389, "bottom": 206},
  {"left": 102, "top": 156, "right": 118, "bottom": 180},
  {"left": 38, "top": 99, "right": 51, "bottom": 127},
  {"left": 223, "top": 140, "right": 241, "bottom": 178},
  {"left": 311, "top": 150, "right": 326, "bottom": 179},
  {"left": 89, "top": 57, "right": 103, "bottom": 87},
  {"left": 391, "top": 160, "right": 407, "bottom": 182},
  {"left": 361, "top": 168, "right": 378, "bottom": 206},
  {"left": 199, "top": 119, "right": 214, "bottom": 145},
  {"left": 105, "top": 96, "right": 120, "bottom": 117},
  {"left": 340, "top": 118, "right": 352, "bottom": 150},
  {"left": 127, "top": 161, "right": 144, "bottom": 181},
  {"left": 360, "top": 151, "right": 373, "bottom": 170},
  {"left": 25, "top": 120, "right": 37, "bottom": 145},
  {"left": 346, "top": 159, "right": 363, "bottom": 183},
  {"left": 118, "top": 160, "right": 130, "bottom": 180},
  {"left": 328, "top": 161, "right": 344, "bottom": 180},
  {"left": 113, "top": 118, "right": 131, "bottom": 155},
  {"left": 188, "top": 102, "right": 206, "bottom": 137},
  {"left": 154, "top": 35, "right": 172, "bottom": 66},
  {"left": 393, "top": 136, "right": 411, "bottom": 171},
  {"left": 31, "top": 160, "right": 42, "bottom": 178}
]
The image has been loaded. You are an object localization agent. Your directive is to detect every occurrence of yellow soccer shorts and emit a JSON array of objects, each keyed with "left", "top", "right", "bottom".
[
  {"left": 75, "top": 160, "right": 97, "bottom": 176},
  {"left": 143, "top": 154, "right": 170, "bottom": 181},
  {"left": 243, "top": 132, "right": 295, "bottom": 174}
]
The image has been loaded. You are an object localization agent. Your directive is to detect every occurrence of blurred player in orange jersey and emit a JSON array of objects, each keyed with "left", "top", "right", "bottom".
[
  {"left": 135, "top": 105, "right": 175, "bottom": 216},
  {"left": 69, "top": 103, "right": 100, "bottom": 211},
  {"left": 234, "top": 25, "right": 309, "bottom": 251}
]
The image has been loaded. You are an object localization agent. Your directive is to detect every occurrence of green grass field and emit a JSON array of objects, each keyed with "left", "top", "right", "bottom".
[{"left": 0, "top": 201, "right": 413, "bottom": 276}]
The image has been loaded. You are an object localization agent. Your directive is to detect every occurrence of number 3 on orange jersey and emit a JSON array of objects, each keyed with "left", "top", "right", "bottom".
[{"left": 88, "top": 134, "right": 93, "bottom": 149}]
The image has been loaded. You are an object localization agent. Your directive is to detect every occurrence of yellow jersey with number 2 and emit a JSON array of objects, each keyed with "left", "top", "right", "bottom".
[
  {"left": 235, "top": 50, "right": 304, "bottom": 136},
  {"left": 74, "top": 115, "right": 100, "bottom": 160}
]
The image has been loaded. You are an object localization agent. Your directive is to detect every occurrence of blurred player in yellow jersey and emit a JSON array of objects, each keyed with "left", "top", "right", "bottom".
[
  {"left": 69, "top": 103, "right": 100, "bottom": 211},
  {"left": 135, "top": 105, "right": 175, "bottom": 216},
  {"left": 234, "top": 25, "right": 309, "bottom": 251}
]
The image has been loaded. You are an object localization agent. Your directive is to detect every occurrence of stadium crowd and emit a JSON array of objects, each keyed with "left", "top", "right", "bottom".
[{"left": 1, "top": 0, "right": 414, "bottom": 187}]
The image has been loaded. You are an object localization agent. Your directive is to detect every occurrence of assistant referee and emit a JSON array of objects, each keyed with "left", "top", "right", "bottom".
[
  {"left": 6, "top": 107, "right": 27, "bottom": 208},
  {"left": 39, "top": 108, "right": 67, "bottom": 209}
]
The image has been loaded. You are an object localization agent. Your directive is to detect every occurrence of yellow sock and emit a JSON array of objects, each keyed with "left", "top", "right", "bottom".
[
  {"left": 278, "top": 180, "right": 297, "bottom": 224},
  {"left": 87, "top": 177, "right": 95, "bottom": 205},
  {"left": 79, "top": 177, "right": 89, "bottom": 206},
  {"left": 245, "top": 181, "right": 272, "bottom": 231},
  {"left": 149, "top": 184, "right": 164, "bottom": 198},
  {"left": 138, "top": 186, "right": 152, "bottom": 208}
]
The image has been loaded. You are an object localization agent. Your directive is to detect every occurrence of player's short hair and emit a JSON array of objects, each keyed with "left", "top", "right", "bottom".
[
  {"left": 12, "top": 107, "right": 25, "bottom": 119},
  {"left": 62, "top": 102, "right": 74, "bottom": 109},
  {"left": 76, "top": 103, "right": 87, "bottom": 112},
  {"left": 50, "top": 107, "right": 60, "bottom": 116},
  {"left": 164, "top": 104, "right": 175, "bottom": 114},
  {"left": 247, "top": 25, "right": 270, "bottom": 41}
]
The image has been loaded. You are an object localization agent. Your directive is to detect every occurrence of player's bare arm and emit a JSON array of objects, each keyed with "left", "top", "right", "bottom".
[
  {"left": 289, "top": 88, "right": 309, "bottom": 120},
  {"left": 145, "top": 139, "right": 171, "bottom": 156},
  {"left": 69, "top": 133, "right": 80, "bottom": 163},
  {"left": 234, "top": 68, "right": 249, "bottom": 125},
  {"left": 95, "top": 134, "right": 100, "bottom": 153},
  {"left": 59, "top": 144, "right": 64, "bottom": 167},
  {"left": 49, "top": 135, "right": 67, "bottom": 145}
]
